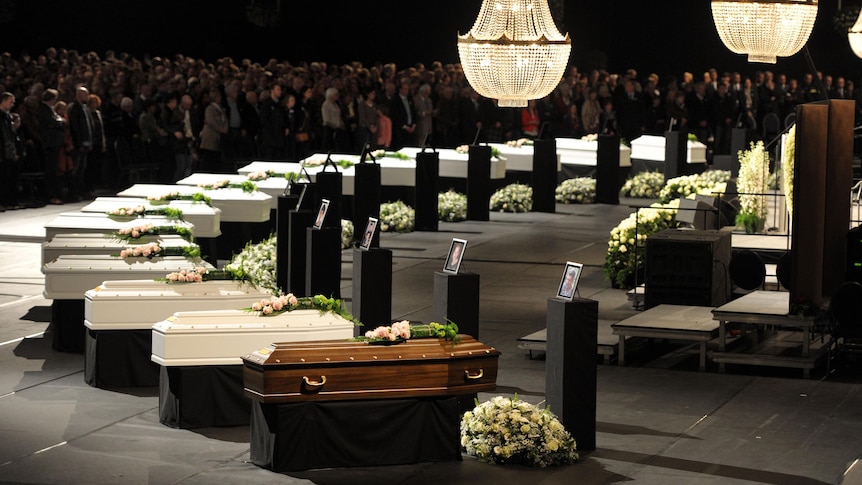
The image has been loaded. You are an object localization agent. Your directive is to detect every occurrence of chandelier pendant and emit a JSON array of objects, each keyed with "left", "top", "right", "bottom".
[
  {"left": 458, "top": 0, "right": 571, "bottom": 108},
  {"left": 711, "top": 0, "right": 818, "bottom": 64}
]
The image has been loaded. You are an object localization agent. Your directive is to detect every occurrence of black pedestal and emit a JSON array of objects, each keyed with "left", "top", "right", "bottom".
[
  {"left": 432, "top": 271, "right": 479, "bottom": 339},
  {"left": 51, "top": 300, "right": 85, "bottom": 353},
  {"left": 158, "top": 365, "right": 249, "bottom": 428},
  {"left": 415, "top": 151, "right": 440, "bottom": 231},
  {"left": 315, "top": 170, "right": 342, "bottom": 229},
  {"left": 217, "top": 221, "right": 272, "bottom": 262},
  {"left": 276, "top": 194, "right": 301, "bottom": 294},
  {"left": 250, "top": 397, "right": 461, "bottom": 472},
  {"left": 351, "top": 248, "right": 392, "bottom": 330},
  {"left": 305, "top": 227, "right": 342, "bottom": 298},
  {"left": 532, "top": 139, "right": 557, "bottom": 213},
  {"left": 664, "top": 131, "right": 688, "bottom": 179},
  {"left": 467, "top": 145, "right": 491, "bottom": 221},
  {"left": 596, "top": 135, "right": 621, "bottom": 205},
  {"left": 545, "top": 297, "right": 598, "bottom": 452},
  {"left": 84, "top": 329, "right": 159, "bottom": 388},
  {"left": 287, "top": 210, "right": 315, "bottom": 295},
  {"left": 353, "top": 163, "right": 381, "bottom": 246}
]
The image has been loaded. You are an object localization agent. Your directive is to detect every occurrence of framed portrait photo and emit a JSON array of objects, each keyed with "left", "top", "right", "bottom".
[
  {"left": 556, "top": 261, "right": 583, "bottom": 301},
  {"left": 359, "top": 217, "right": 378, "bottom": 251},
  {"left": 443, "top": 238, "right": 467, "bottom": 274},
  {"left": 313, "top": 198, "right": 330, "bottom": 229}
]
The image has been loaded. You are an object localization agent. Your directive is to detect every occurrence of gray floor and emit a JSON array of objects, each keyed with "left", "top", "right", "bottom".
[{"left": 1, "top": 198, "right": 862, "bottom": 485}]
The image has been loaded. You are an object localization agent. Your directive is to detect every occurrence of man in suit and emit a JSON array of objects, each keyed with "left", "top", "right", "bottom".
[
  {"left": 67, "top": 84, "right": 94, "bottom": 200},
  {"left": 388, "top": 79, "right": 416, "bottom": 150}
]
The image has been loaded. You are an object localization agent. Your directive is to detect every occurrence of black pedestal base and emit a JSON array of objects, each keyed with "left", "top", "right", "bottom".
[
  {"left": 351, "top": 248, "right": 392, "bottom": 330},
  {"left": 85, "top": 329, "right": 159, "bottom": 388},
  {"left": 433, "top": 271, "right": 479, "bottom": 339},
  {"left": 250, "top": 397, "right": 462, "bottom": 472},
  {"left": 545, "top": 298, "right": 598, "bottom": 451},
  {"left": 51, "top": 300, "right": 85, "bottom": 353},
  {"left": 158, "top": 365, "right": 250, "bottom": 429}
]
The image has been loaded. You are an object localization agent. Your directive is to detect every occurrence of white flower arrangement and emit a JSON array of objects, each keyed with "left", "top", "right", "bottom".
[
  {"left": 658, "top": 170, "right": 730, "bottom": 204},
  {"left": 379, "top": 201, "right": 415, "bottom": 232},
  {"left": 581, "top": 133, "right": 598, "bottom": 142},
  {"left": 619, "top": 171, "right": 664, "bottom": 199},
  {"left": 604, "top": 200, "right": 679, "bottom": 288},
  {"left": 223, "top": 234, "right": 279, "bottom": 294},
  {"left": 460, "top": 395, "right": 579, "bottom": 467},
  {"left": 438, "top": 189, "right": 467, "bottom": 222},
  {"left": 341, "top": 219, "right": 354, "bottom": 249},
  {"left": 555, "top": 177, "right": 596, "bottom": 204},
  {"left": 506, "top": 138, "right": 533, "bottom": 148},
  {"left": 736, "top": 141, "right": 770, "bottom": 232},
  {"left": 782, "top": 124, "right": 796, "bottom": 218},
  {"left": 490, "top": 183, "right": 533, "bottom": 213}
]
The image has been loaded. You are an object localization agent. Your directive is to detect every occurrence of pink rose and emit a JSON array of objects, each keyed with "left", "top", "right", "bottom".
[
  {"left": 262, "top": 305, "right": 273, "bottom": 315},
  {"left": 271, "top": 300, "right": 283, "bottom": 311},
  {"left": 287, "top": 294, "right": 298, "bottom": 306},
  {"left": 252, "top": 302, "right": 262, "bottom": 311},
  {"left": 167, "top": 273, "right": 178, "bottom": 281}
]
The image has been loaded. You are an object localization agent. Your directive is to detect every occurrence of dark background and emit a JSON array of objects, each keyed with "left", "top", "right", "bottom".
[{"left": 1, "top": 0, "right": 859, "bottom": 83}]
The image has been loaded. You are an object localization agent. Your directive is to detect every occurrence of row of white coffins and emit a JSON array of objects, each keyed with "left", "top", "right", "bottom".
[{"left": 86, "top": 279, "right": 354, "bottom": 367}]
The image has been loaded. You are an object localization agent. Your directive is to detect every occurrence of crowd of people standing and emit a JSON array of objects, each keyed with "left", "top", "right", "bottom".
[{"left": 0, "top": 46, "right": 858, "bottom": 211}]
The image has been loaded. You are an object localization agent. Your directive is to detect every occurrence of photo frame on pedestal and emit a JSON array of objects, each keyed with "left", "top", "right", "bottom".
[
  {"left": 359, "top": 217, "right": 378, "bottom": 251},
  {"left": 313, "top": 199, "right": 330, "bottom": 229},
  {"left": 443, "top": 238, "right": 467, "bottom": 274},
  {"left": 556, "top": 261, "right": 583, "bottom": 301}
]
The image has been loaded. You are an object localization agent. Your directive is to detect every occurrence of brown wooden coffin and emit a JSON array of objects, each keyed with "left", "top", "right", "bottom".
[{"left": 242, "top": 335, "right": 500, "bottom": 403}]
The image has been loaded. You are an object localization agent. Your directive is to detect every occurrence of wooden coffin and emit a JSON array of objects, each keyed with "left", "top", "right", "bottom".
[
  {"left": 84, "top": 279, "right": 271, "bottom": 331},
  {"left": 243, "top": 335, "right": 500, "bottom": 403},
  {"left": 80, "top": 197, "right": 222, "bottom": 238},
  {"left": 116, "top": 183, "right": 272, "bottom": 223}
]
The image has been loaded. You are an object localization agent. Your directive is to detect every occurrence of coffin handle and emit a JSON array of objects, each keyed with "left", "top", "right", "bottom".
[
  {"left": 464, "top": 369, "right": 484, "bottom": 380},
  {"left": 302, "top": 375, "right": 327, "bottom": 388}
]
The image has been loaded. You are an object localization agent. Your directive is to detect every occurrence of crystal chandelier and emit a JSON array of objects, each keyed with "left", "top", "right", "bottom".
[
  {"left": 711, "top": 0, "right": 818, "bottom": 64},
  {"left": 458, "top": 0, "right": 571, "bottom": 108},
  {"left": 849, "top": 8, "right": 862, "bottom": 59}
]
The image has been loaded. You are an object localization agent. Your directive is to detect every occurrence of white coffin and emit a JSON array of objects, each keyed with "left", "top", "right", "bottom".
[
  {"left": 177, "top": 173, "right": 287, "bottom": 210},
  {"left": 151, "top": 308, "right": 355, "bottom": 366},
  {"left": 396, "top": 147, "right": 507, "bottom": 179},
  {"left": 43, "top": 254, "right": 213, "bottom": 300},
  {"left": 42, "top": 233, "right": 196, "bottom": 266},
  {"left": 629, "top": 134, "right": 707, "bottom": 164},
  {"left": 84, "top": 279, "right": 272, "bottom": 331},
  {"left": 116, "top": 184, "right": 271, "bottom": 223},
  {"left": 44, "top": 212, "right": 196, "bottom": 241},
  {"left": 243, "top": 156, "right": 419, "bottom": 196},
  {"left": 487, "top": 143, "right": 562, "bottom": 172},
  {"left": 80, "top": 197, "right": 222, "bottom": 238},
  {"left": 555, "top": 138, "right": 632, "bottom": 168}
]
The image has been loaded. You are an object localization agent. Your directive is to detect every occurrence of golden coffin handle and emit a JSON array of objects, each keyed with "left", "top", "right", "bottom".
[
  {"left": 464, "top": 369, "right": 484, "bottom": 380},
  {"left": 302, "top": 375, "right": 327, "bottom": 388}
]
